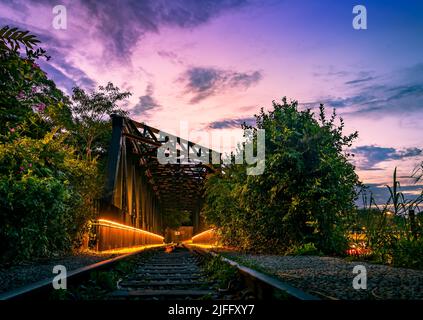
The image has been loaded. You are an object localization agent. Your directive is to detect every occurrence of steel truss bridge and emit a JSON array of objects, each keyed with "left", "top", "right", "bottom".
[{"left": 95, "top": 115, "right": 221, "bottom": 251}]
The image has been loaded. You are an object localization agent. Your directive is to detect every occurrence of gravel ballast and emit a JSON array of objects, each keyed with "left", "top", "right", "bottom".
[
  {"left": 0, "top": 252, "right": 118, "bottom": 294},
  {"left": 222, "top": 253, "right": 423, "bottom": 300}
]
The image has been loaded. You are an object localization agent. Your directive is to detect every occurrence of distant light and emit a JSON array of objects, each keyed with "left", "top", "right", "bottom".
[{"left": 346, "top": 247, "right": 371, "bottom": 256}]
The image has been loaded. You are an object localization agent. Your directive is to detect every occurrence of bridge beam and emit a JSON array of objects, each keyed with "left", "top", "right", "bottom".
[{"left": 104, "top": 114, "right": 124, "bottom": 203}]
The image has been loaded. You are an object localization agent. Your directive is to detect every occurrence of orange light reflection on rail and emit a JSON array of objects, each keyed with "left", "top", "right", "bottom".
[
  {"left": 99, "top": 244, "right": 165, "bottom": 254},
  {"left": 96, "top": 219, "right": 164, "bottom": 240}
]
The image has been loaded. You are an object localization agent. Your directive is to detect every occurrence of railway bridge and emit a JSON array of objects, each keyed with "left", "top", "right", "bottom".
[{"left": 94, "top": 115, "right": 221, "bottom": 251}]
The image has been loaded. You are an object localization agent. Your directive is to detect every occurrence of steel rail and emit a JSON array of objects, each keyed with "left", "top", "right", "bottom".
[
  {"left": 0, "top": 245, "right": 166, "bottom": 300},
  {"left": 186, "top": 245, "right": 321, "bottom": 301}
]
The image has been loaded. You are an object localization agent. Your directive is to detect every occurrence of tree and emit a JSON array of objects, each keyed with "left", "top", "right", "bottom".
[
  {"left": 0, "top": 26, "right": 101, "bottom": 261},
  {"left": 203, "top": 98, "right": 360, "bottom": 254},
  {"left": 70, "top": 83, "right": 131, "bottom": 160},
  {"left": 0, "top": 27, "right": 72, "bottom": 138}
]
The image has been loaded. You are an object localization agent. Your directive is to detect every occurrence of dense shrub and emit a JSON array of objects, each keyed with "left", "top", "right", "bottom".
[
  {"left": 0, "top": 175, "right": 72, "bottom": 259},
  {"left": 0, "top": 130, "right": 99, "bottom": 261},
  {"left": 0, "top": 27, "right": 102, "bottom": 261},
  {"left": 391, "top": 237, "right": 423, "bottom": 269},
  {"left": 203, "top": 98, "right": 359, "bottom": 255}
]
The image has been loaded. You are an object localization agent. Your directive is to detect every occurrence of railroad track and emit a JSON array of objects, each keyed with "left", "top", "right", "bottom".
[
  {"left": 0, "top": 245, "right": 319, "bottom": 301},
  {"left": 110, "top": 246, "right": 219, "bottom": 300}
]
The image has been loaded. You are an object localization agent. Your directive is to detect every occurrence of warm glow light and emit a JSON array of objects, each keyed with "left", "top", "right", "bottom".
[
  {"left": 346, "top": 232, "right": 372, "bottom": 256},
  {"left": 99, "top": 244, "right": 165, "bottom": 254},
  {"left": 96, "top": 219, "right": 164, "bottom": 240},
  {"left": 191, "top": 229, "right": 220, "bottom": 247},
  {"left": 346, "top": 247, "right": 372, "bottom": 256},
  {"left": 348, "top": 232, "right": 366, "bottom": 241},
  {"left": 191, "top": 229, "right": 215, "bottom": 241}
]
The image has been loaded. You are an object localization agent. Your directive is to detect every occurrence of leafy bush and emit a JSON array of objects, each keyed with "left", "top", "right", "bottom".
[
  {"left": 203, "top": 98, "right": 359, "bottom": 255},
  {"left": 0, "top": 130, "right": 99, "bottom": 261},
  {"left": 0, "top": 175, "right": 72, "bottom": 259},
  {"left": 0, "top": 27, "right": 102, "bottom": 261},
  {"left": 391, "top": 237, "right": 423, "bottom": 269}
]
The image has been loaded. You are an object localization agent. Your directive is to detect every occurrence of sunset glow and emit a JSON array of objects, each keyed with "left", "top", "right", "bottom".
[
  {"left": 2, "top": 1, "right": 423, "bottom": 307},
  {"left": 1, "top": 0, "right": 422, "bottom": 202}
]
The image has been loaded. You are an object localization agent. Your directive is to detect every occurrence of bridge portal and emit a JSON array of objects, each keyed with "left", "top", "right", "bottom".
[{"left": 95, "top": 115, "right": 220, "bottom": 251}]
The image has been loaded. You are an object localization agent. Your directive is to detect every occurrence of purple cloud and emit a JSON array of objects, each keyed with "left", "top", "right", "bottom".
[
  {"left": 130, "top": 83, "right": 161, "bottom": 117},
  {"left": 207, "top": 117, "right": 256, "bottom": 129},
  {"left": 180, "top": 67, "right": 262, "bottom": 104},
  {"left": 351, "top": 145, "right": 423, "bottom": 170}
]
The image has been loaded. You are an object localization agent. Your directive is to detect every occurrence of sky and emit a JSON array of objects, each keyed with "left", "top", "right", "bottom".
[{"left": 1, "top": 0, "right": 423, "bottom": 204}]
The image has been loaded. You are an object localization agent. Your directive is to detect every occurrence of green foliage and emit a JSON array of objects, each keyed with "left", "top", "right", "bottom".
[
  {"left": 203, "top": 98, "right": 359, "bottom": 255},
  {"left": 70, "top": 83, "right": 130, "bottom": 160},
  {"left": 0, "top": 175, "right": 71, "bottom": 259},
  {"left": 0, "top": 130, "right": 99, "bottom": 260},
  {"left": 203, "top": 255, "right": 239, "bottom": 289},
  {"left": 351, "top": 168, "right": 423, "bottom": 268},
  {"left": 0, "top": 26, "right": 106, "bottom": 261},
  {"left": 51, "top": 255, "right": 146, "bottom": 300},
  {"left": 0, "top": 28, "right": 71, "bottom": 136},
  {"left": 53, "top": 268, "right": 122, "bottom": 300},
  {"left": 391, "top": 237, "right": 423, "bottom": 269},
  {"left": 286, "top": 242, "right": 322, "bottom": 256},
  {"left": 162, "top": 208, "right": 191, "bottom": 229},
  {"left": 0, "top": 26, "right": 41, "bottom": 53}
]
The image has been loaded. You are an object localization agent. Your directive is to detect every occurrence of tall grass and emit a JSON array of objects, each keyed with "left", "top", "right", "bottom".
[{"left": 353, "top": 168, "right": 423, "bottom": 268}]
